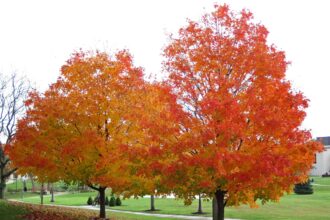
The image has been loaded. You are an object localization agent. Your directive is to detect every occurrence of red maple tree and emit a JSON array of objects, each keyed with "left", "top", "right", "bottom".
[{"left": 163, "top": 4, "right": 323, "bottom": 220}]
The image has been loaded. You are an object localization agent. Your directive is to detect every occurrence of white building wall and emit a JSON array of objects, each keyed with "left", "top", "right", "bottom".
[{"left": 310, "top": 147, "right": 330, "bottom": 176}]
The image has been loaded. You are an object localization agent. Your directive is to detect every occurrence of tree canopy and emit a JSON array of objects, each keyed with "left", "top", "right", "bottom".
[
  {"left": 10, "top": 50, "right": 147, "bottom": 218},
  {"left": 163, "top": 4, "right": 323, "bottom": 220}
]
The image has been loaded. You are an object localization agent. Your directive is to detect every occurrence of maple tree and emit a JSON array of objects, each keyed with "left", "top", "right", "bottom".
[
  {"left": 9, "top": 50, "right": 147, "bottom": 218},
  {"left": 163, "top": 4, "right": 323, "bottom": 220}
]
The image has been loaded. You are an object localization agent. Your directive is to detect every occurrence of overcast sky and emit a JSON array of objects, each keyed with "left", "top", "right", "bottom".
[{"left": 0, "top": 0, "right": 329, "bottom": 137}]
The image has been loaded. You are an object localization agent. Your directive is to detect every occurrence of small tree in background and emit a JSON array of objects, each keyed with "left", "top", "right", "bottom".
[
  {"left": 87, "top": 196, "right": 93, "bottom": 205},
  {"left": 115, "top": 196, "right": 122, "bottom": 206},
  {"left": 109, "top": 196, "right": 116, "bottom": 207},
  {"left": 294, "top": 179, "right": 313, "bottom": 195}
]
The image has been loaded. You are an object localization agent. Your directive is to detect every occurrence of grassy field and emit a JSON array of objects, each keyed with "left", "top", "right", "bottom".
[
  {"left": 5, "top": 179, "right": 82, "bottom": 193},
  {"left": 6, "top": 176, "right": 330, "bottom": 219}
]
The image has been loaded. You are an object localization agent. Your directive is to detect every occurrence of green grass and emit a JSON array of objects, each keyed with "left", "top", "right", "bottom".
[
  {"left": 5, "top": 179, "right": 81, "bottom": 192},
  {"left": 14, "top": 191, "right": 109, "bottom": 206},
  {"left": 0, "top": 200, "right": 28, "bottom": 220},
  {"left": 224, "top": 177, "right": 330, "bottom": 220},
  {"left": 110, "top": 197, "right": 212, "bottom": 216},
  {"left": 5, "top": 192, "right": 41, "bottom": 200},
  {"left": 9, "top": 176, "right": 330, "bottom": 219}
]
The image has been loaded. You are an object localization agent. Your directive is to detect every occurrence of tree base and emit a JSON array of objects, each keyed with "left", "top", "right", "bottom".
[
  {"left": 90, "top": 218, "right": 109, "bottom": 220},
  {"left": 145, "top": 209, "right": 160, "bottom": 212},
  {"left": 192, "top": 211, "right": 207, "bottom": 215}
]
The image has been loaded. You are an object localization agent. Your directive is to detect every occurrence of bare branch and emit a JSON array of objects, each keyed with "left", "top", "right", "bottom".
[{"left": 0, "top": 72, "right": 31, "bottom": 191}]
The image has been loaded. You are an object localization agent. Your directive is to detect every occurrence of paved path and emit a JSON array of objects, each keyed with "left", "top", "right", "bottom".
[
  {"left": 82, "top": 205, "right": 213, "bottom": 219},
  {"left": 311, "top": 183, "right": 330, "bottom": 186},
  {"left": 10, "top": 200, "right": 240, "bottom": 220}
]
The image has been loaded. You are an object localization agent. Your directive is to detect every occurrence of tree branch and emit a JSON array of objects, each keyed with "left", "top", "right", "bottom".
[
  {"left": 3, "top": 167, "right": 18, "bottom": 179},
  {"left": 87, "top": 184, "right": 100, "bottom": 191}
]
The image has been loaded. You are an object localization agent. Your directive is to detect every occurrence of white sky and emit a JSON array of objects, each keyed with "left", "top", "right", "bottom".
[{"left": 0, "top": 0, "right": 329, "bottom": 137}]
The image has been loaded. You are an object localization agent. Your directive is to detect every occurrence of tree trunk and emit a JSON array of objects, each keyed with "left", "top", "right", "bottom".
[
  {"left": 23, "top": 179, "right": 27, "bottom": 192},
  {"left": 40, "top": 183, "right": 44, "bottom": 205},
  {"left": 0, "top": 178, "right": 5, "bottom": 199},
  {"left": 15, "top": 177, "right": 18, "bottom": 192},
  {"left": 99, "top": 187, "right": 106, "bottom": 219},
  {"left": 0, "top": 150, "right": 4, "bottom": 200},
  {"left": 213, "top": 190, "right": 226, "bottom": 220},
  {"left": 30, "top": 175, "right": 35, "bottom": 192},
  {"left": 197, "top": 194, "right": 203, "bottom": 213},
  {"left": 50, "top": 183, "right": 54, "bottom": 202},
  {"left": 0, "top": 165, "right": 4, "bottom": 199},
  {"left": 212, "top": 197, "right": 217, "bottom": 219},
  {"left": 150, "top": 194, "right": 156, "bottom": 211}
]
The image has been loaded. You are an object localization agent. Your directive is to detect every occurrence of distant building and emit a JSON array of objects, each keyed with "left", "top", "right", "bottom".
[{"left": 310, "top": 136, "right": 330, "bottom": 176}]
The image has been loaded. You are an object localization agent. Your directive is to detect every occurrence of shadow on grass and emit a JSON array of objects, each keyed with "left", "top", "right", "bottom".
[
  {"left": 192, "top": 211, "right": 208, "bottom": 215},
  {"left": 144, "top": 209, "right": 161, "bottom": 212}
]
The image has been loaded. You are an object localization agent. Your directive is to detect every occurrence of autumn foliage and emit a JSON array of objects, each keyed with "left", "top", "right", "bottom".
[
  {"left": 10, "top": 50, "right": 148, "bottom": 218},
  {"left": 8, "top": 4, "right": 323, "bottom": 220},
  {"left": 163, "top": 4, "right": 323, "bottom": 219}
]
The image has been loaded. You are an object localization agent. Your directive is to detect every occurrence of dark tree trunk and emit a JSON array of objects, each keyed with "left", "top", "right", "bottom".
[
  {"left": 40, "top": 183, "right": 44, "bottom": 205},
  {"left": 88, "top": 184, "right": 107, "bottom": 219},
  {"left": 197, "top": 194, "right": 203, "bottom": 213},
  {"left": 0, "top": 160, "right": 17, "bottom": 199},
  {"left": 0, "top": 166, "right": 4, "bottom": 199},
  {"left": 99, "top": 187, "right": 106, "bottom": 219},
  {"left": 50, "top": 183, "right": 54, "bottom": 202},
  {"left": 23, "top": 179, "right": 27, "bottom": 192},
  {"left": 213, "top": 190, "right": 226, "bottom": 220},
  {"left": 212, "top": 197, "right": 217, "bottom": 219},
  {"left": 0, "top": 178, "right": 5, "bottom": 199},
  {"left": 150, "top": 194, "right": 156, "bottom": 211}
]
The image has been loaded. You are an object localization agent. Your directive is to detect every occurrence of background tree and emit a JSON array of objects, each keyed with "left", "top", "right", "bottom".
[
  {"left": 0, "top": 73, "right": 30, "bottom": 199},
  {"left": 195, "top": 194, "right": 204, "bottom": 214},
  {"left": 163, "top": 4, "right": 323, "bottom": 220},
  {"left": 294, "top": 179, "right": 313, "bottom": 195}
]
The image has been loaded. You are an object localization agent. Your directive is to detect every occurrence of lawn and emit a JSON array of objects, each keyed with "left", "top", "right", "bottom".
[
  {"left": 7, "top": 176, "right": 330, "bottom": 220},
  {"left": 11, "top": 191, "right": 108, "bottom": 206},
  {"left": 226, "top": 176, "right": 330, "bottom": 220},
  {"left": 5, "top": 179, "right": 81, "bottom": 193},
  {"left": 5, "top": 192, "right": 42, "bottom": 200}
]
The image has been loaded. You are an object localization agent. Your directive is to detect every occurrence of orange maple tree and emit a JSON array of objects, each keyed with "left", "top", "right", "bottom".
[
  {"left": 163, "top": 4, "right": 323, "bottom": 220},
  {"left": 9, "top": 50, "right": 147, "bottom": 219}
]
